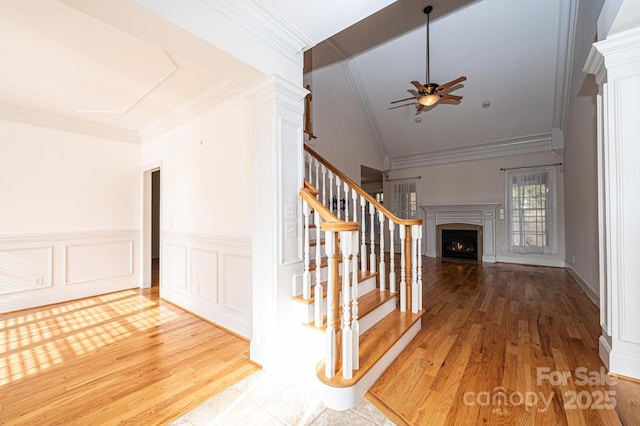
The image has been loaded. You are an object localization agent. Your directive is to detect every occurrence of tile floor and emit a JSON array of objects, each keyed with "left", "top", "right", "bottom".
[{"left": 170, "top": 369, "right": 395, "bottom": 426}]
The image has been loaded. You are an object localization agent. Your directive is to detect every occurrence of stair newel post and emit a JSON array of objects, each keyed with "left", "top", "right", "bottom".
[
  {"left": 324, "top": 230, "right": 340, "bottom": 379},
  {"left": 341, "top": 231, "right": 353, "bottom": 380},
  {"left": 411, "top": 224, "right": 419, "bottom": 313},
  {"left": 314, "top": 211, "right": 323, "bottom": 327},
  {"left": 335, "top": 176, "right": 342, "bottom": 220},
  {"left": 351, "top": 230, "right": 360, "bottom": 370},
  {"left": 389, "top": 220, "right": 396, "bottom": 293},
  {"left": 404, "top": 225, "right": 412, "bottom": 313},
  {"left": 302, "top": 200, "right": 311, "bottom": 300},
  {"left": 360, "top": 196, "right": 367, "bottom": 272},
  {"left": 321, "top": 165, "right": 327, "bottom": 208},
  {"left": 399, "top": 225, "right": 406, "bottom": 312},
  {"left": 417, "top": 224, "right": 423, "bottom": 311},
  {"left": 369, "top": 204, "right": 376, "bottom": 273},
  {"left": 378, "top": 211, "right": 386, "bottom": 292}
]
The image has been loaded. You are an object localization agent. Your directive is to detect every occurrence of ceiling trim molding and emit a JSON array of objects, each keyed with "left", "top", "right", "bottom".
[
  {"left": 344, "top": 61, "right": 390, "bottom": 157},
  {"left": 0, "top": 101, "right": 140, "bottom": 144},
  {"left": 203, "top": 0, "right": 314, "bottom": 58},
  {"left": 139, "top": 81, "right": 242, "bottom": 143},
  {"left": 390, "top": 133, "right": 554, "bottom": 169},
  {"left": 552, "top": 0, "right": 579, "bottom": 132},
  {"left": 322, "top": 40, "right": 390, "bottom": 157}
]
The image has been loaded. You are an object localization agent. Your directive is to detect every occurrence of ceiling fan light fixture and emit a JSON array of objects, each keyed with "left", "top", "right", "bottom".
[{"left": 419, "top": 94, "right": 440, "bottom": 106}]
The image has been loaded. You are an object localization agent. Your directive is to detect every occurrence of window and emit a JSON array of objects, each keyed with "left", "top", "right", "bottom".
[
  {"left": 392, "top": 179, "right": 418, "bottom": 219},
  {"left": 506, "top": 167, "right": 557, "bottom": 254}
]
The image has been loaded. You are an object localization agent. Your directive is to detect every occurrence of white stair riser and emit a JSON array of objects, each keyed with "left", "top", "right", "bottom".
[
  {"left": 293, "top": 276, "right": 377, "bottom": 324},
  {"left": 358, "top": 295, "right": 397, "bottom": 335}
]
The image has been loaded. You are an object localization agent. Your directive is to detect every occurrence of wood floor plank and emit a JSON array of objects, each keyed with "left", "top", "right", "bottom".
[
  {"left": 0, "top": 286, "right": 258, "bottom": 425},
  {"left": 367, "top": 259, "right": 640, "bottom": 425}
]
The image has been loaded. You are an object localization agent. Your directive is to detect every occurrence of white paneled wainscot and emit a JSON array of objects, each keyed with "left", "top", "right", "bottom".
[
  {"left": 161, "top": 232, "right": 252, "bottom": 339},
  {"left": 0, "top": 231, "right": 139, "bottom": 312}
]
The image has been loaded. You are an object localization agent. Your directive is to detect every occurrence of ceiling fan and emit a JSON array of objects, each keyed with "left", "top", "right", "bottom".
[{"left": 390, "top": 5, "right": 466, "bottom": 113}]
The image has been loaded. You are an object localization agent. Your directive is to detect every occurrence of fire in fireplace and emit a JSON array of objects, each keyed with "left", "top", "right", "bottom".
[{"left": 442, "top": 229, "right": 478, "bottom": 261}]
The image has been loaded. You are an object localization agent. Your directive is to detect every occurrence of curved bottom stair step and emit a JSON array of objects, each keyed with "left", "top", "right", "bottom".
[{"left": 315, "top": 309, "right": 424, "bottom": 411}]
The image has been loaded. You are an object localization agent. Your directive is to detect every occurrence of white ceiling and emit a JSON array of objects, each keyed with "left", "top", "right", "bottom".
[
  {"left": 310, "top": 0, "right": 577, "bottom": 166},
  {"left": 0, "top": 0, "right": 580, "bottom": 158}
]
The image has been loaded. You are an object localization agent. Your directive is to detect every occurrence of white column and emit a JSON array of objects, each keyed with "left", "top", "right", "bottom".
[
  {"left": 246, "top": 75, "right": 307, "bottom": 370},
  {"left": 585, "top": 28, "right": 640, "bottom": 381}
]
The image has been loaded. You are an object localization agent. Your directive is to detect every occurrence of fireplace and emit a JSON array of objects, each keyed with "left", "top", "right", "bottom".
[
  {"left": 442, "top": 229, "right": 478, "bottom": 260},
  {"left": 436, "top": 223, "right": 483, "bottom": 262}
]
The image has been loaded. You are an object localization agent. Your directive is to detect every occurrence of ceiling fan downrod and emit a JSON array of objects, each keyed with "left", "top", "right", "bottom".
[{"left": 424, "top": 5, "right": 433, "bottom": 85}]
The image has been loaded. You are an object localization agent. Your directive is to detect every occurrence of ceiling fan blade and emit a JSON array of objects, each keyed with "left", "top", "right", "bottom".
[
  {"left": 390, "top": 96, "right": 417, "bottom": 104},
  {"left": 388, "top": 102, "right": 417, "bottom": 110},
  {"left": 416, "top": 104, "right": 425, "bottom": 114},
  {"left": 411, "top": 81, "right": 427, "bottom": 92},
  {"left": 437, "top": 76, "right": 467, "bottom": 92},
  {"left": 440, "top": 94, "right": 462, "bottom": 101}
]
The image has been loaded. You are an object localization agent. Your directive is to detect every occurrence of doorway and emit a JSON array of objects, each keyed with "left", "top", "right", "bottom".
[{"left": 142, "top": 165, "right": 161, "bottom": 289}]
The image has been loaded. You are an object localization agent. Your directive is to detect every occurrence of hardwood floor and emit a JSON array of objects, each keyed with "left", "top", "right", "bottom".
[
  {"left": 0, "top": 286, "right": 258, "bottom": 425},
  {"left": 368, "top": 259, "right": 640, "bottom": 425}
]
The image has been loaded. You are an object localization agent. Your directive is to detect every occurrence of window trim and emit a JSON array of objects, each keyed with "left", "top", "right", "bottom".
[{"left": 505, "top": 166, "right": 558, "bottom": 255}]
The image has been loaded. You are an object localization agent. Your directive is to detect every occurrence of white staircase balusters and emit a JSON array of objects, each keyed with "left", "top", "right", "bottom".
[
  {"left": 325, "top": 173, "right": 335, "bottom": 214},
  {"left": 314, "top": 210, "right": 323, "bottom": 327},
  {"left": 378, "top": 211, "right": 386, "bottom": 292},
  {"left": 321, "top": 165, "right": 327, "bottom": 207},
  {"left": 389, "top": 220, "right": 396, "bottom": 293},
  {"left": 335, "top": 176, "right": 341, "bottom": 220},
  {"left": 343, "top": 182, "right": 349, "bottom": 223},
  {"left": 314, "top": 159, "right": 320, "bottom": 193},
  {"left": 351, "top": 230, "right": 360, "bottom": 370},
  {"left": 360, "top": 196, "right": 367, "bottom": 272},
  {"left": 399, "top": 225, "right": 406, "bottom": 312},
  {"left": 341, "top": 232, "right": 353, "bottom": 380},
  {"left": 302, "top": 200, "right": 311, "bottom": 300},
  {"left": 369, "top": 203, "right": 376, "bottom": 273}
]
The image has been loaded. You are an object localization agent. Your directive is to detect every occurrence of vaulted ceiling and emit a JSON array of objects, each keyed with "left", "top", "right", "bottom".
[
  {"left": 0, "top": 0, "right": 582, "bottom": 161},
  {"left": 307, "top": 0, "right": 578, "bottom": 168}
]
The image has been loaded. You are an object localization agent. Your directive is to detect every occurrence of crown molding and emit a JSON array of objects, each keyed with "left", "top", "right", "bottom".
[
  {"left": 344, "top": 61, "right": 389, "bottom": 157},
  {"left": 391, "top": 133, "right": 554, "bottom": 169},
  {"left": 552, "top": 0, "right": 579, "bottom": 132},
  {"left": 203, "top": 0, "right": 314, "bottom": 59},
  {"left": 0, "top": 101, "right": 140, "bottom": 144},
  {"left": 593, "top": 26, "right": 640, "bottom": 67},
  {"left": 139, "top": 81, "right": 241, "bottom": 142}
]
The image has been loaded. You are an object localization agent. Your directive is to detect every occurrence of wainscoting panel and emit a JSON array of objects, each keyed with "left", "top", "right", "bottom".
[
  {"left": 191, "top": 247, "right": 219, "bottom": 304},
  {"left": 163, "top": 242, "right": 188, "bottom": 293},
  {"left": 161, "top": 233, "right": 252, "bottom": 338},
  {"left": 65, "top": 240, "right": 133, "bottom": 285},
  {"left": 0, "top": 231, "right": 140, "bottom": 313},
  {"left": 0, "top": 246, "right": 52, "bottom": 295}
]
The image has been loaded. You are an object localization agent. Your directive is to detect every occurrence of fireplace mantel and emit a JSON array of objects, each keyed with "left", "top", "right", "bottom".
[{"left": 420, "top": 204, "right": 500, "bottom": 263}]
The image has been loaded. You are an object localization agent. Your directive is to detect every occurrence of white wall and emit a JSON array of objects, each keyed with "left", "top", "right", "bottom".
[
  {"left": 141, "top": 94, "right": 253, "bottom": 338},
  {"left": 562, "top": 0, "right": 604, "bottom": 303},
  {"left": 386, "top": 151, "right": 566, "bottom": 267},
  {"left": 304, "top": 43, "right": 385, "bottom": 183},
  {"left": 0, "top": 119, "right": 141, "bottom": 311}
]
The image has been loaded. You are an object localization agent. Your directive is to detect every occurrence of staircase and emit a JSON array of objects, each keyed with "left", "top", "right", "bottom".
[{"left": 292, "top": 145, "right": 425, "bottom": 411}]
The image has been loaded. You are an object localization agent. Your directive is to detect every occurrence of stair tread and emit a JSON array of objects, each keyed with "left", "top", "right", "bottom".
[
  {"left": 316, "top": 309, "right": 424, "bottom": 388},
  {"left": 303, "top": 289, "right": 397, "bottom": 331},
  {"left": 291, "top": 270, "right": 379, "bottom": 305}
]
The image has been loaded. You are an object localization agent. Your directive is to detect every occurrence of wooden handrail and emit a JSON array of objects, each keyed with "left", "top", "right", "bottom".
[
  {"left": 299, "top": 184, "right": 358, "bottom": 232},
  {"left": 304, "top": 145, "right": 421, "bottom": 226}
]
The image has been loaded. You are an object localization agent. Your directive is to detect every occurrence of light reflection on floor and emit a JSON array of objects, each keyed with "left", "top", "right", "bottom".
[{"left": 0, "top": 289, "right": 179, "bottom": 386}]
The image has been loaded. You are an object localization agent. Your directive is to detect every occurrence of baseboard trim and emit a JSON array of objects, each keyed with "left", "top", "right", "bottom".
[{"left": 566, "top": 265, "right": 599, "bottom": 307}]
